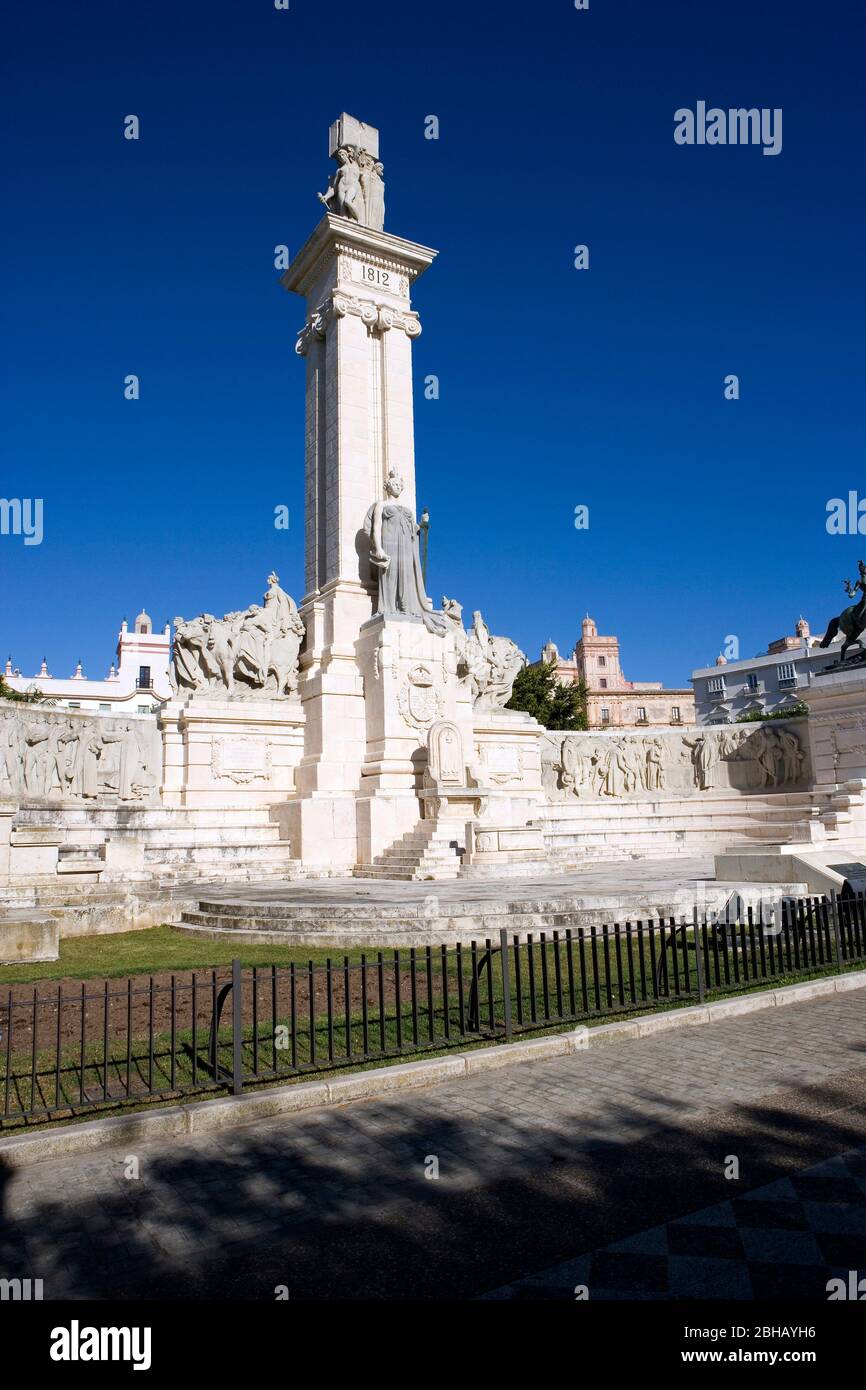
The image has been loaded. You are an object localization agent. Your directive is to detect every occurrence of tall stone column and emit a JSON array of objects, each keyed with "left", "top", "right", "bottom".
[{"left": 281, "top": 204, "right": 437, "bottom": 865}]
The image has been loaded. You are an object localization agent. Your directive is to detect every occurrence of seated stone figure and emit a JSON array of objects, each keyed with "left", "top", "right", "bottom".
[{"left": 441, "top": 597, "right": 526, "bottom": 708}]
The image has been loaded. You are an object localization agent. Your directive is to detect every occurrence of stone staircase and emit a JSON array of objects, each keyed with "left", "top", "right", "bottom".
[
  {"left": 8, "top": 804, "right": 304, "bottom": 886},
  {"left": 1, "top": 804, "right": 311, "bottom": 935},
  {"left": 353, "top": 820, "right": 464, "bottom": 881},
  {"left": 542, "top": 790, "right": 821, "bottom": 867}
]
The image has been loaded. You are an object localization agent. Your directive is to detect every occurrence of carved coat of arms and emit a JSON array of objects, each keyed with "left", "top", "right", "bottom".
[{"left": 398, "top": 664, "right": 442, "bottom": 731}]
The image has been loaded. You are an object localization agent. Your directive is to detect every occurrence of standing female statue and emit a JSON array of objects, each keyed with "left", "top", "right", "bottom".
[
  {"left": 358, "top": 153, "right": 385, "bottom": 230},
  {"left": 365, "top": 470, "right": 446, "bottom": 634}
]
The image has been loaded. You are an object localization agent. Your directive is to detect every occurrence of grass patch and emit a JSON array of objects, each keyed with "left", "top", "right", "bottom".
[{"left": 0, "top": 924, "right": 373, "bottom": 985}]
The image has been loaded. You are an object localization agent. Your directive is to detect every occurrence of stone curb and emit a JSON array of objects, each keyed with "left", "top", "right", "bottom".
[{"left": 1, "top": 969, "right": 863, "bottom": 1169}]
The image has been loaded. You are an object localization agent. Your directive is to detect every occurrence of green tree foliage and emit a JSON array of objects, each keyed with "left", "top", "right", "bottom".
[
  {"left": 736, "top": 702, "right": 808, "bottom": 723},
  {"left": 506, "top": 661, "right": 588, "bottom": 730},
  {"left": 0, "top": 675, "right": 45, "bottom": 704}
]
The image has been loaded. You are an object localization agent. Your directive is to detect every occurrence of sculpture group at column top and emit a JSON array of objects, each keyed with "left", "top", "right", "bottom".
[
  {"left": 171, "top": 573, "right": 305, "bottom": 699},
  {"left": 318, "top": 113, "right": 385, "bottom": 232}
]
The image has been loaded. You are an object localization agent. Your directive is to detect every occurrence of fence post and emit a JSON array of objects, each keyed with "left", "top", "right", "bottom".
[
  {"left": 231, "top": 958, "right": 243, "bottom": 1096},
  {"left": 692, "top": 907, "right": 705, "bottom": 1005},
  {"left": 499, "top": 929, "right": 513, "bottom": 1041},
  {"left": 829, "top": 892, "right": 844, "bottom": 972}
]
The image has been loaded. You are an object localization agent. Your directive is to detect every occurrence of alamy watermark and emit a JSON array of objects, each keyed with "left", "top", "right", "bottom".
[
  {"left": 826, "top": 490, "right": 866, "bottom": 535},
  {"left": 0, "top": 497, "right": 43, "bottom": 546},
  {"left": 1, "top": 1276, "right": 43, "bottom": 1300},
  {"left": 674, "top": 103, "right": 782, "bottom": 157},
  {"left": 50, "top": 1320, "right": 152, "bottom": 1370}
]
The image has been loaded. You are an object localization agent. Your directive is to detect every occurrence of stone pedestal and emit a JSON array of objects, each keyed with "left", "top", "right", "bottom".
[
  {"left": 463, "top": 822, "right": 547, "bottom": 876},
  {"left": 0, "top": 913, "right": 59, "bottom": 964},
  {"left": 471, "top": 708, "right": 547, "bottom": 825},
  {"left": 802, "top": 665, "right": 866, "bottom": 839},
  {"left": 9, "top": 824, "right": 63, "bottom": 877},
  {"left": 716, "top": 665, "right": 866, "bottom": 889},
  {"left": 354, "top": 615, "right": 475, "bottom": 862},
  {"left": 0, "top": 800, "right": 15, "bottom": 886},
  {"left": 159, "top": 697, "right": 304, "bottom": 809}
]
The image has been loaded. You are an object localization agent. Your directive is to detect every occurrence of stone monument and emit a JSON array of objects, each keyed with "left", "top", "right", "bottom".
[
  {"left": 14, "top": 111, "right": 865, "bottom": 944},
  {"left": 279, "top": 113, "right": 544, "bottom": 866}
]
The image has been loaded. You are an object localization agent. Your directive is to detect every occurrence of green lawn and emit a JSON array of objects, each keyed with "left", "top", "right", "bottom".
[{"left": 0, "top": 924, "right": 373, "bottom": 985}]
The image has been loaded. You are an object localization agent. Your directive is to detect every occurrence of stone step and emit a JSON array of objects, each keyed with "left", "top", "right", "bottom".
[
  {"left": 361, "top": 856, "right": 467, "bottom": 867},
  {"left": 367, "top": 853, "right": 461, "bottom": 867},
  {"left": 356, "top": 816, "right": 464, "bottom": 880},
  {"left": 544, "top": 807, "right": 809, "bottom": 829},
  {"left": 544, "top": 818, "right": 807, "bottom": 841},
  {"left": 145, "top": 843, "right": 296, "bottom": 866},
  {"left": 139, "top": 826, "right": 285, "bottom": 847},
  {"left": 544, "top": 794, "right": 816, "bottom": 821},
  {"left": 11, "top": 806, "right": 280, "bottom": 829},
  {"left": 392, "top": 834, "right": 459, "bottom": 850},
  {"left": 544, "top": 841, "right": 739, "bottom": 864}
]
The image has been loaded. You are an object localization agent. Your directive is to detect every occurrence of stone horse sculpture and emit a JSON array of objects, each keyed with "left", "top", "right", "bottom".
[
  {"left": 172, "top": 574, "right": 305, "bottom": 697},
  {"left": 821, "top": 560, "right": 866, "bottom": 662}
]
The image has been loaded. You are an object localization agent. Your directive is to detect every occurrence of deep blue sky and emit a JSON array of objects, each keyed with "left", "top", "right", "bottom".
[{"left": 2, "top": 0, "right": 864, "bottom": 686}]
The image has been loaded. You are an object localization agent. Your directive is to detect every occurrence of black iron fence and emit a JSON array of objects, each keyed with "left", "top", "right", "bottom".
[{"left": 2, "top": 893, "right": 865, "bottom": 1130}]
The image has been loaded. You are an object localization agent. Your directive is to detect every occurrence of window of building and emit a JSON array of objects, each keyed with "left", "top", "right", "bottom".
[
  {"left": 600, "top": 707, "right": 610, "bottom": 724},
  {"left": 136, "top": 705, "right": 149, "bottom": 714},
  {"left": 747, "top": 673, "right": 760, "bottom": 691},
  {"left": 671, "top": 706, "right": 681, "bottom": 722},
  {"left": 598, "top": 656, "right": 606, "bottom": 667},
  {"left": 138, "top": 665, "right": 151, "bottom": 689},
  {"left": 709, "top": 677, "right": 725, "bottom": 694},
  {"left": 637, "top": 706, "right": 647, "bottom": 722},
  {"left": 68, "top": 701, "right": 81, "bottom": 709},
  {"left": 99, "top": 703, "right": 111, "bottom": 711},
  {"left": 599, "top": 677, "right": 608, "bottom": 689},
  {"left": 778, "top": 662, "right": 797, "bottom": 687}
]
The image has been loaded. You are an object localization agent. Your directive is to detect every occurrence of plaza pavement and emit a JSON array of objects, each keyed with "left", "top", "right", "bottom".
[
  {"left": 200, "top": 855, "right": 719, "bottom": 906},
  {"left": 1, "top": 990, "right": 864, "bottom": 1300}
]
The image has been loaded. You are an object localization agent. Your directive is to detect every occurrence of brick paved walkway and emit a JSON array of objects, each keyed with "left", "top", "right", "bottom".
[
  {"left": 1, "top": 991, "right": 865, "bottom": 1300},
  {"left": 483, "top": 1145, "right": 866, "bottom": 1301}
]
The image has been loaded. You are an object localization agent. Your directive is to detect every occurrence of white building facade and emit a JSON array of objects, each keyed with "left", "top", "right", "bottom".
[
  {"left": 4, "top": 610, "right": 172, "bottom": 716},
  {"left": 691, "top": 618, "right": 842, "bottom": 725}
]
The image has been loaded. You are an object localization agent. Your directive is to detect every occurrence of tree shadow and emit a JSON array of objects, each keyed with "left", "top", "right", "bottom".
[{"left": 1, "top": 1064, "right": 865, "bottom": 1301}]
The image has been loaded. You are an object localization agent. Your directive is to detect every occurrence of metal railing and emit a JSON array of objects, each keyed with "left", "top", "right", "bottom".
[{"left": 1, "top": 893, "right": 864, "bottom": 1130}]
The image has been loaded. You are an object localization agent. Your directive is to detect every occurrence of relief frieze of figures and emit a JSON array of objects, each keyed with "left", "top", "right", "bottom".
[
  {"left": 0, "top": 706, "right": 161, "bottom": 805},
  {"left": 543, "top": 724, "right": 809, "bottom": 801}
]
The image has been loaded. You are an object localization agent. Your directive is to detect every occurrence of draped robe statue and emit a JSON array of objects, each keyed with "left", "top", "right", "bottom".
[{"left": 365, "top": 471, "right": 446, "bottom": 635}]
